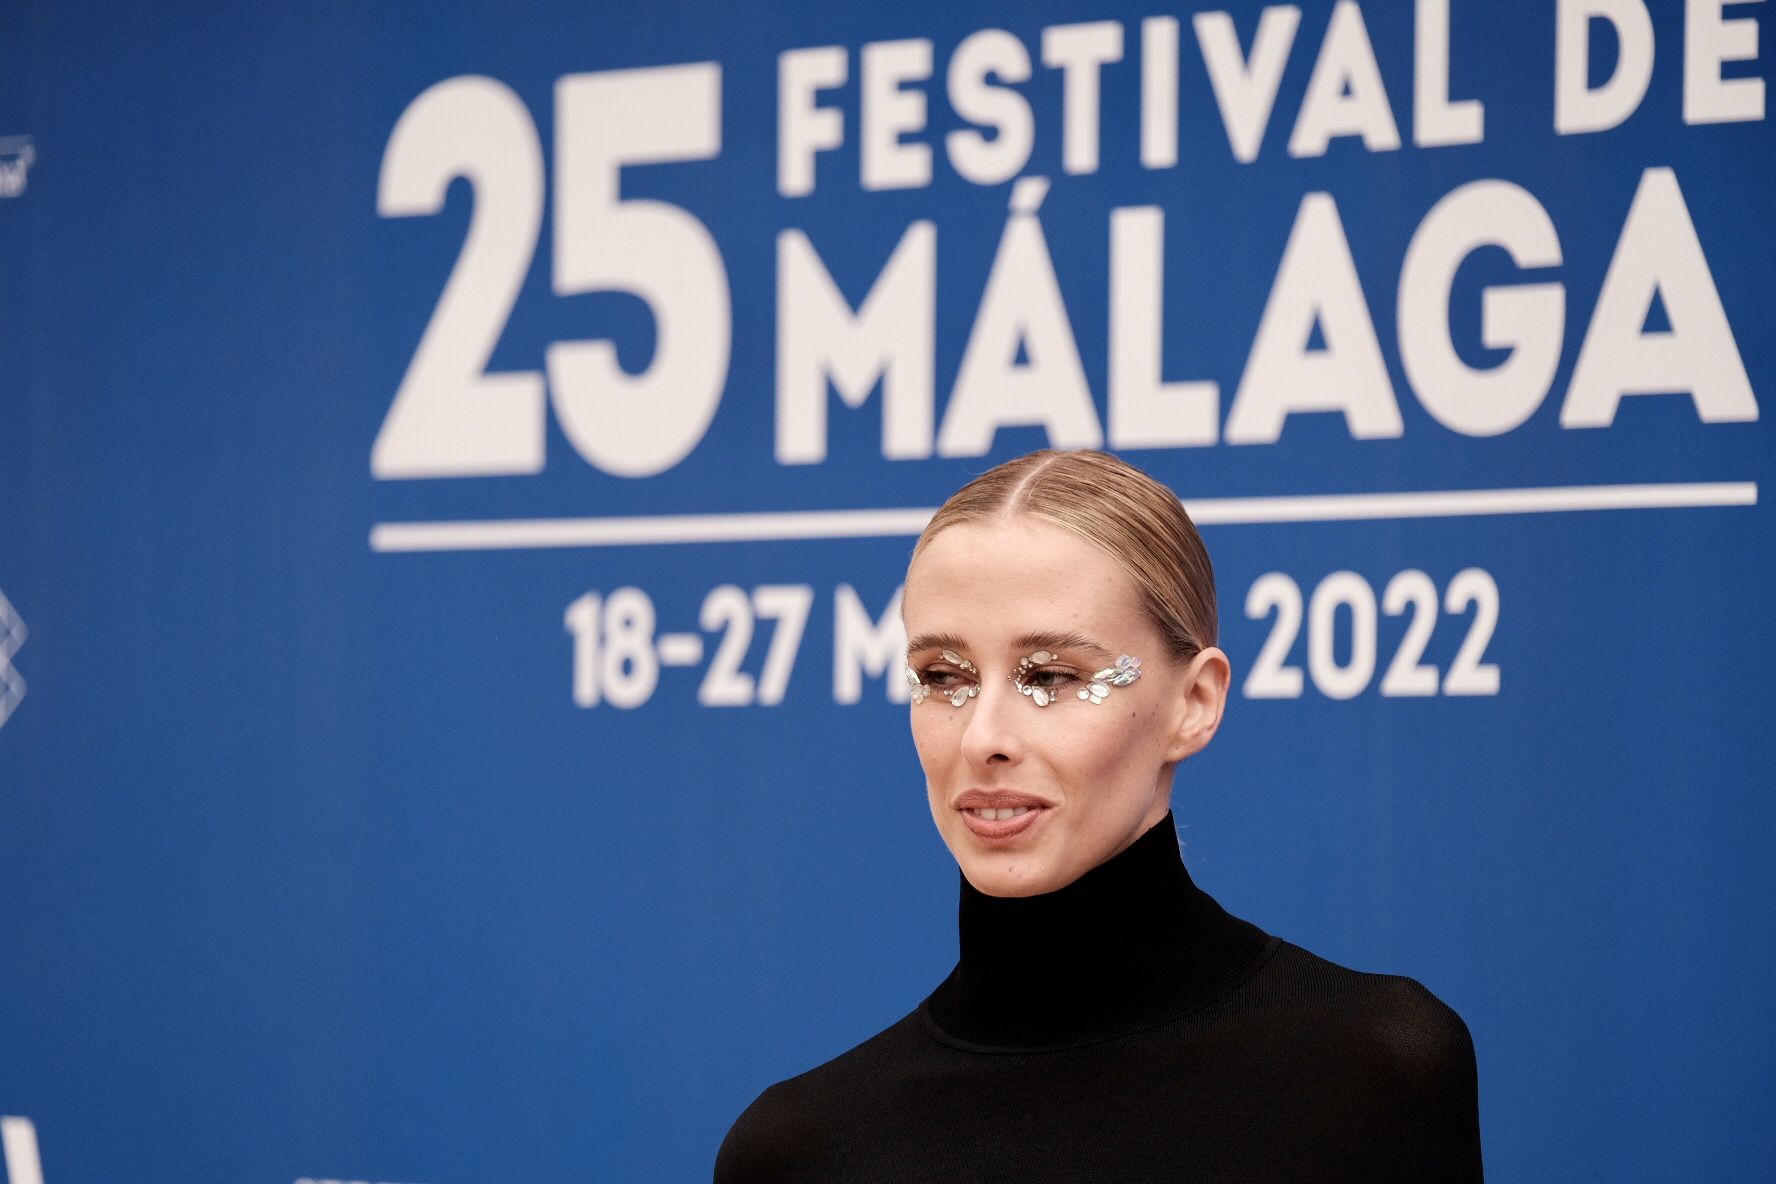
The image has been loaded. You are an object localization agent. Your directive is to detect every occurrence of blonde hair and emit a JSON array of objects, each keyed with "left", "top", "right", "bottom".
[{"left": 910, "top": 450, "right": 1217, "bottom": 661}]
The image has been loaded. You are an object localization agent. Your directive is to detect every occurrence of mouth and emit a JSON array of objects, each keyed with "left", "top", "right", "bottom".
[
  {"left": 959, "top": 805, "right": 1051, "bottom": 841},
  {"left": 955, "top": 789, "right": 1052, "bottom": 809}
]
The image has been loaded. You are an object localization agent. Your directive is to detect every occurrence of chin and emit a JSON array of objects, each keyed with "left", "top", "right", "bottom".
[{"left": 955, "top": 850, "right": 1068, "bottom": 898}]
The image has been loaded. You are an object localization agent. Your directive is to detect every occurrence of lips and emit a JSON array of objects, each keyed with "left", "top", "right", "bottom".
[
  {"left": 954, "top": 789, "right": 1054, "bottom": 810},
  {"left": 956, "top": 793, "right": 1052, "bottom": 841}
]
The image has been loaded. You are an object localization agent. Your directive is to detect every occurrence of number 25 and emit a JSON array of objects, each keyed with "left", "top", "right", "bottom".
[{"left": 373, "top": 67, "right": 730, "bottom": 479}]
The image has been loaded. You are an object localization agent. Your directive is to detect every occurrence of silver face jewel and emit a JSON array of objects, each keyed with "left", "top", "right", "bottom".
[
  {"left": 1013, "top": 651, "right": 1142, "bottom": 708},
  {"left": 911, "top": 647, "right": 1143, "bottom": 709},
  {"left": 908, "top": 650, "right": 981, "bottom": 708},
  {"left": 1011, "top": 650, "right": 1058, "bottom": 706},
  {"left": 1100, "top": 654, "right": 1143, "bottom": 686}
]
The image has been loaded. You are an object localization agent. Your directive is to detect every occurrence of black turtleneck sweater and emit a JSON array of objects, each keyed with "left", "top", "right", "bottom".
[{"left": 714, "top": 811, "right": 1482, "bottom": 1182}]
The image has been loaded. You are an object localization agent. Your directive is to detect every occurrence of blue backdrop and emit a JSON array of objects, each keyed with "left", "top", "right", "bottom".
[{"left": 2, "top": 1, "right": 1772, "bottom": 1180}]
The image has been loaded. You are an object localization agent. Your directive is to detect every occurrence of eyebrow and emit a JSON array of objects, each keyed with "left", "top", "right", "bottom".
[{"left": 905, "top": 630, "right": 1117, "bottom": 664}]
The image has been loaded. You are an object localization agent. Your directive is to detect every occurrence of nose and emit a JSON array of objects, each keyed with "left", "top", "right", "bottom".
[{"left": 959, "top": 671, "right": 1027, "bottom": 769}]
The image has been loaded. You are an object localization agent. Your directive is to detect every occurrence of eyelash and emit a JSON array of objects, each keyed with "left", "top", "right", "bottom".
[
  {"left": 919, "top": 663, "right": 1078, "bottom": 688},
  {"left": 910, "top": 650, "right": 1141, "bottom": 708}
]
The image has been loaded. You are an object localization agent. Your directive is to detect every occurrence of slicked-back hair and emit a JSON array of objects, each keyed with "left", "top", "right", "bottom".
[{"left": 910, "top": 450, "right": 1218, "bottom": 662}]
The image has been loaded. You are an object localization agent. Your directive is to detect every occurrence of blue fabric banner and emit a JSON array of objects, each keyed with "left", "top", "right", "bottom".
[{"left": 2, "top": 1, "right": 1771, "bottom": 1179}]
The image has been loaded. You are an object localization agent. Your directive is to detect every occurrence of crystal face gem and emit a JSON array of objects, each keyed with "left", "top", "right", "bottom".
[
  {"left": 909, "top": 650, "right": 981, "bottom": 708},
  {"left": 1012, "top": 649, "right": 1143, "bottom": 709},
  {"left": 916, "top": 647, "right": 1144, "bottom": 710},
  {"left": 1075, "top": 654, "right": 1143, "bottom": 704},
  {"left": 1103, "top": 655, "right": 1142, "bottom": 686},
  {"left": 1011, "top": 650, "right": 1061, "bottom": 708}
]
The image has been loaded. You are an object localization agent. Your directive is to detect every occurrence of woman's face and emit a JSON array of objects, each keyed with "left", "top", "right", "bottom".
[{"left": 902, "top": 514, "right": 1226, "bottom": 898}]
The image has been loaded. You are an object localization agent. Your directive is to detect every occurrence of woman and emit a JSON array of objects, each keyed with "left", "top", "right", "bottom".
[{"left": 715, "top": 449, "right": 1483, "bottom": 1182}]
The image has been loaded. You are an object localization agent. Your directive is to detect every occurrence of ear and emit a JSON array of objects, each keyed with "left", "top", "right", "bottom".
[{"left": 1163, "top": 647, "right": 1231, "bottom": 763}]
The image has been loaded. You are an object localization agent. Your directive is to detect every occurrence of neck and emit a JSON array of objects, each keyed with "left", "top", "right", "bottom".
[{"left": 923, "top": 811, "right": 1272, "bottom": 1050}]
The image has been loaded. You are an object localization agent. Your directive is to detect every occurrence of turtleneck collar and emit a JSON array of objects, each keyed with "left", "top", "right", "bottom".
[{"left": 920, "top": 811, "right": 1275, "bottom": 1052}]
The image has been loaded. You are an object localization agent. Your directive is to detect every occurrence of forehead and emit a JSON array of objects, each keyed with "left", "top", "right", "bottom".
[{"left": 903, "top": 516, "right": 1151, "bottom": 648}]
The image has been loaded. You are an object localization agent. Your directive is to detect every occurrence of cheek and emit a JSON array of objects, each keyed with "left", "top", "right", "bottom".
[
  {"left": 908, "top": 711, "right": 952, "bottom": 770},
  {"left": 1048, "top": 709, "right": 1156, "bottom": 782}
]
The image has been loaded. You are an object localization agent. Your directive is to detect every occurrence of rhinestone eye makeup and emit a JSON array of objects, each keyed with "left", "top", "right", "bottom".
[
  {"left": 906, "top": 649, "right": 980, "bottom": 708},
  {"left": 1013, "top": 651, "right": 1143, "bottom": 707},
  {"left": 908, "top": 648, "right": 1144, "bottom": 709}
]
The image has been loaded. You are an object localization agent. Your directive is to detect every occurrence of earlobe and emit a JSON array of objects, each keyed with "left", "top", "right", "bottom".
[{"left": 1165, "top": 647, "right": 1231, "bottom": 763}]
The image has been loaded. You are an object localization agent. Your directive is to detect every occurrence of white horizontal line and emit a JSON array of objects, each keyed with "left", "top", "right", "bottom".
[
  {"left": 369, "top": 481, "right": 1756, "bottom": 553},
  {"left": 372, "top": 506, "right": 935, "bottom": 551},
  {"left": 1183, "top": 481, "right": 1758, "bottom": 524}
]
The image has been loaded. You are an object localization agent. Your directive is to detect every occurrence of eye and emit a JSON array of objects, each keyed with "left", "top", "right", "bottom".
[
  {"left": 914, "top": 648, "right": 979, "bottom": 689},
  {"left": 1027, "top": 666, "right": 1080, "bottom": 690},
  {"left": 920, "top": 665, "right": 967, "bottom": 687}
]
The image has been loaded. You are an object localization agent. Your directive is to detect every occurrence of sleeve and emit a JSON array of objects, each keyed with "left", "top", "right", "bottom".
[
  {"left": 713, "top": 1083, "right": 798, "bottom": 1184},
  {"left": 1370, "top": 977, "right": 1485, "bottom": 1182}
]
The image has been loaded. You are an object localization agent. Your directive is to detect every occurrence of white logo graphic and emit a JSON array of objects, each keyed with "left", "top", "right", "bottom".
[
  {"left": 0, "top": 1117, "right": 44, "bottom": 1184},
  {"left": 0, "top": 137, "right": 32, "bottom": 199},
  {"left": 0, "top": 590, "right": 25, "bottom": 728}
]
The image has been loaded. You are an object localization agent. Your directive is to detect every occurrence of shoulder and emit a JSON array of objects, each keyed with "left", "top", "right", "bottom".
[
  {"left": 1244, "top": 941, "right": 1484, "bottom": 1176},
  {"left": 1259, "top": 940, "right": 1479, "bottom": 1098},
  {"left": 713, "top": 1009, "right": 926, "bottom": 1183}
]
